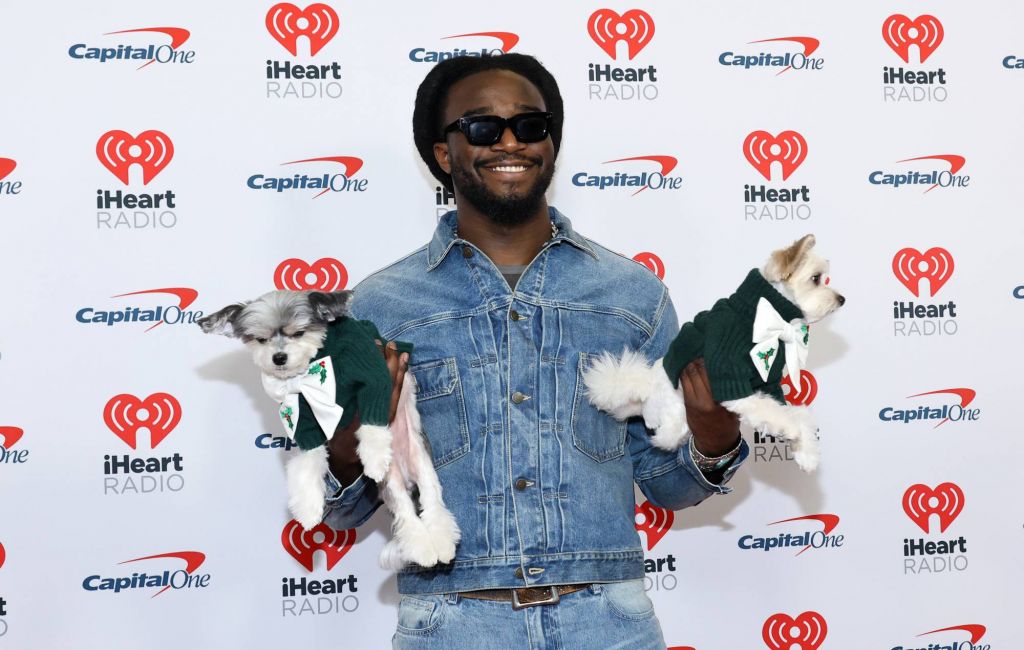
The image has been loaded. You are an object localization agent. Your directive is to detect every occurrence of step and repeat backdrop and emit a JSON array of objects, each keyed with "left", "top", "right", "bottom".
[{"left": 1, "top": 1, "right": 1022, "bottom": 648}]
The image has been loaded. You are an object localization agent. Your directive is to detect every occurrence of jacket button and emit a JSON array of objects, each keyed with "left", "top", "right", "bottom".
[
  {"left": 514, "top": 568, "right": 524, "bottom": 579},
  {"left": 462, "top": 246, "right": 474, "bottom": 258},
  {"left": 515, "top": 478, "right": 530, "bottom": 491},
  {"left": 511, "top": 391, "right": 530, "bottom": 404},
  {"left": 509, "top": 309, "right": 522, "bottom": 321}
]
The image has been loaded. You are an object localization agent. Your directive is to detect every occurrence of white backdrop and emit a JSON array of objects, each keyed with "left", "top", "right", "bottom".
[{"left": 1, "top": 1, "right": 1022, "bottom": 648}]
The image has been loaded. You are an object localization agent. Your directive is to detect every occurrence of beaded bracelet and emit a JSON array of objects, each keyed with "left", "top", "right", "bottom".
[{"left": 689, "top": 437, "right": 742, "bottom": 473}]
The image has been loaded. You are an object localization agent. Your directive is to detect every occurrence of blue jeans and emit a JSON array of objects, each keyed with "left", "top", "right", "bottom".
[{"left": 391, "top": 580, "right": 667, "bottom": 650}]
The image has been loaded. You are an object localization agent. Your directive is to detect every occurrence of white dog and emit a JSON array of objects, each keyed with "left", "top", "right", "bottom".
[
  {"left": 584, "top": 235, "right": 843, "bottom": 471},
  {"left": 199, "top": 290, "right": 459, "bottom": 569}
]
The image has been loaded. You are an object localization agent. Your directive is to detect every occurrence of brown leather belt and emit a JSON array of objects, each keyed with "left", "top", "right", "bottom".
[{"left": 460, "top": 584, "right": 590, "bottom": 610}]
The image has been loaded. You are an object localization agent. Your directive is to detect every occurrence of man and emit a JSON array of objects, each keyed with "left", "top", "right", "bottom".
[{"left": 322, "top": 54, "right": 746, "bottom": 649}]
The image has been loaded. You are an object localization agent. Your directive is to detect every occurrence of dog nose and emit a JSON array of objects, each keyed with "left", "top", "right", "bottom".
[
  {"left": 837, "top": 295, "right": 846, "bottom": 306},
  {"left": 272, "top": 352, "right": 288, "bottom": 366}
]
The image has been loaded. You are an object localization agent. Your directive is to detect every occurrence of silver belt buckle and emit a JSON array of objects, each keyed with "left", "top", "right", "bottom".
[{"left": 511, "top": 586, "right": 560, "bottom": 610}]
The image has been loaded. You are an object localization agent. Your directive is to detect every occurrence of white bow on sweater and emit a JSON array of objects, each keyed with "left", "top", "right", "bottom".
[
  {"left": 261, "top": 357, "right": 343, "bottom": 441},
  {"left": 749, "top": 297, "right": 809, "bottom": 383}
]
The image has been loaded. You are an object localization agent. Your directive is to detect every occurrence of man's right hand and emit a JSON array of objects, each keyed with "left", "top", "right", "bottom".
[{"left": 326, "top": 341, "right": 409, "bottom": 488}]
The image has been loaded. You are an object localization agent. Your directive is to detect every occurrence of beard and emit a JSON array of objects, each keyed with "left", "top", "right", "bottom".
[{"left": 451, "top": 159, "right": 555, "bottom": 227}]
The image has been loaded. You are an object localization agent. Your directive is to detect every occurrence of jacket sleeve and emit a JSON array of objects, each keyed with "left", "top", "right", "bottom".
[
  {"left": 629, "top": 287, "right": 749, "bottom": 510},
  {"left": 321, "top": 469, "right": 383, "bottom": 529}
]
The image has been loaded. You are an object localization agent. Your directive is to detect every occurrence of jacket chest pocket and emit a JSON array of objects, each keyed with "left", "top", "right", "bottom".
[
  {"left": 570, "top": 352, "right": 627, "bottom": 463},
  {"left": 410, "top": 357, "right": 470, "bottom": 468}
]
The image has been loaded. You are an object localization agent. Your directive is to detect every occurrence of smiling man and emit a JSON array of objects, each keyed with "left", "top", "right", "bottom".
[{"left": 321, "top": 54, "right": 747, "bottom": 649}]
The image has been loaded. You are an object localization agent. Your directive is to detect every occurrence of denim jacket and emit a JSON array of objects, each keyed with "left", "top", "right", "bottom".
[{"left": 322, "top": 208, "right": 747, "bottom": 595}]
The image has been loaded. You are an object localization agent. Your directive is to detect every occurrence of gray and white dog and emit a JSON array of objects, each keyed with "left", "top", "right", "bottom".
[{"left": 198, "top": 290, "right": 459, "bottom": 569}]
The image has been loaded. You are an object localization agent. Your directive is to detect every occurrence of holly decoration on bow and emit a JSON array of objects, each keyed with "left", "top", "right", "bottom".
[
  {"left": 757, "top": 347, "right": 776, "bottom": 373},
  {"left": 308, "top": 360, "right": 328, "bottom": 385},
  {"left": 280, "top": 405, "right": 295, "bottom": 431}
]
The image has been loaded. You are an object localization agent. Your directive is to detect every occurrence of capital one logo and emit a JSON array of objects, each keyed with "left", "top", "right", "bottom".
[
  {"left": 916, "top": 625, "right": 987, "bottom": 645},
  {"left": 633, "top": 252, "right": 665, "bottom": 280},
  {"left": 781, "top": 370, "right": 817, "bottom": 406},
  {"left": 274, "top": 258, "right": 348, "bottom": 291},
  {"left": 743, "top": 131, "right": 807, "bottom": 181},
  {"left": 282, "top": 520, "right": 355, "bottom": 571},
  {"left": 96, "top": 130, "right": 173, "bottom": 185},
  {"left": 266, "top": 3, "right": 339, "bottom": 56},
  {"left": 0, "top": 427, "right": 23, "bottom": 450},
  {"left": 763, "top": 612, "right": 828, "bottom": 650},
  {"left": 0, "top": 158, "right": 15, "bottom": 181},
  {"left": 104, "top": 393, "right": 181, "bottom": 449},
  {"left": 635, "top": 500, "right": 673, "bottom": 550},
  {"left": 903, "top": 482, "right": 964, "bottom": 533},
  {"left": 247, "top": 155, "right": 364, "bottom": 197},
  {"left": 892, "top": 247, "right": 954, "bottom": 297},
  {"left": 587, "top": 8, "right": 655, "bottom": 60},
  {"left": 883, "top": 14, "right": 943, "bottom": 63}
]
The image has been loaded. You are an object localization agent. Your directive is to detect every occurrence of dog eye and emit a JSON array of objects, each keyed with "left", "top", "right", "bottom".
[
  {"left": 291, "top": 331, "right": 305, "bottom": 338},
  {"left": 256, "top": 337, "right": 268, "bottom": 344},
  {"left": 811, "top": 274, "right": 822, "bottom": 285}
]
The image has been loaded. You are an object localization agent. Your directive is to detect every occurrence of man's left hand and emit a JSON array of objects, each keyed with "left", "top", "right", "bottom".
[{"left": 679, "top": 358, "right": 740, "bottom": 456}]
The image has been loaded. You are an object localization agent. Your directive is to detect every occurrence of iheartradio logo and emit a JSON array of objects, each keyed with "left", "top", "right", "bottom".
[
  {"left": 0, "top": 541, "right": 5, "bottom": 569},
  {"left": 274, "top": 258, "right": 348, "bottom": 291},
  {"left": 633, "top": 252, "right": 665, "bottom": 280},
  {"left": 0, "top": 426, "right": 24, "bottom": 449},
  {"left": 781, "top": 370, "right": 817, "bottom": 406},
  {"left": 266, "top": 3, "right": 339, "bottom": 57},
  {"left": 587, "top": 8, "right": 655, "bottom": 60},
  {"left": 103, "top": 393, "right": 181, "bottom": 449},
  {"left": 763, "top": 611, "right": 828, "bottom": 650},
  {"left": 883, "top": 14, "right": 944, "bottom": 64},
  {"left": 0, "top": 157, "right": 16, "bottom": 181},
  {"left": 282, "top": 520, "right": 355, "bottom": 571},
  {"left": 96, "top": 130, "right": 174, "bottom": 185},
  {"left": 635, "top": 500, "right": 673, "bottom": 550},
  {"left": 744, "top": 131, "right": 807, "bottom": 181},
  {"left": 903, "top": 482, "right": 964, "bottom": 533},
  {"left": 892, "top": 247, "right": 954, "bottom": 297}
]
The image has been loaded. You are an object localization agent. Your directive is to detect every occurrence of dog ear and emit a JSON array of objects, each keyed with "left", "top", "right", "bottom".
[
  {"left": 197, "top": 303, "right": 245, "bottom": 337},
  {"left": 307, "top": 291, "right": 353, "bottom": 322},
  {"left": 764, "top": 234, "right": 816, "bottom": 282}
]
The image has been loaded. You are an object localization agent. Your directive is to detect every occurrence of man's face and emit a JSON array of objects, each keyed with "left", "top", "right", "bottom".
[{"left": 434, "top": 69, "right": 556, "bottom": 226}]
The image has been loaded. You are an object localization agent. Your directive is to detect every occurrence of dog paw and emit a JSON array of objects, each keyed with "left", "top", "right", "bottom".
[
  {"left": 422, "top": 510, "right": 460, "bottom": 564},
  {"left": 356, "top": 426, "right": 393, "bottom": 482},
  {"left": 290, "top": 498, "right": 325, "bottom": 531}
]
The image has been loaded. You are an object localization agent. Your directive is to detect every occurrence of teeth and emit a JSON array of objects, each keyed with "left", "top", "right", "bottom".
[{"left": 492, "top": 165, "right": 528, "bottom": 172}]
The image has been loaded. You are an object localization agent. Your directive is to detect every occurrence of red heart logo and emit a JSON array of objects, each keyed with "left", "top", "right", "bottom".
[
  {"left": 587, "top": 9, "right": 655, "bottom": 60},
  {"left": 763, "top": 611, "right": 828, "bottom": 650},
  {"left": 781, "top": 370, "right": 818, "bottom": 406},
  {"left": 266, "top": 3, "right": 340, "bottom": 57},
  {"left": 743, "top": 131, "right": 808, "bottom": 181},
  {"left": 0, "top": 158, "right": 16, "bottom": 181},
  {"left": 892, "top": 247, "right": 954, "bottom": 297},
  {"left": 632, "top": 252, "right": 665, "bottom": 279},
  {"left": 635, "top": 500, "right": 674, "bottom": 550},
  {"left": 96, "top": 130, "right": 174, "bottom": 185},
  {"left": 274, "top": 257, "right": 348, "bottom": 291},
  {"left": 103, "top": 393, "right": 182, "bottom": 449},
  {"left": 903, "top": 482, "right": 964, "bottom": 533},
  {"left": 882, "top": 14, "right": 944, "bottom": 63},
  {"left": 282, "top": 520, "right": 356, "bottom": 571}
]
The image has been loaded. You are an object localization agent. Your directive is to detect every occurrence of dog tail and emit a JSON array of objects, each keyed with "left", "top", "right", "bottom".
[{"left": 583, "top": 349, "right": 657, "bottom": 420}]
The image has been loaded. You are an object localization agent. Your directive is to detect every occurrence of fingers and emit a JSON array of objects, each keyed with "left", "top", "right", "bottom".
[{"left": 681, "top": 360, "right": 715, "bottom": 412}]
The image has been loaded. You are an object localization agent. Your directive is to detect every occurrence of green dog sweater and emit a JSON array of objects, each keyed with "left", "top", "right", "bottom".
[
  {"left": 661, "top": 269, "right": 804, "bottom": 405},
  {"left": 291, "top": 317, "right": 412, "bottom": 451}
]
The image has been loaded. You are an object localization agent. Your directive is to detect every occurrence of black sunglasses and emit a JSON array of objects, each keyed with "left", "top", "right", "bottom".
[{"left": 443, "top": 112, "right": 553, "bottom": 146}]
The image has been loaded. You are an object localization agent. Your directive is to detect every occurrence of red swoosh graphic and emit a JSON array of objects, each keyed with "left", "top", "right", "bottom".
[
  {"left": 905, "top": 388, "right": 976, "bottom": 428},
  {"left": 442, "top": 31, "right": 519, "bottom": 53},
  {"left": 0, "top": 158, "right": 16, "bottom": 181},
  {"left": 104, "top": 27, "right": 191, "bottom": 69},
  {"left": 119, "top": 551, "right": 206, "bottom": 598},
  {"left": 768, "top": 513, "right": 840, "bottom": 556},
  {"left": 748, "top": 36, "right": 820, "bottom": 75},
  {"left": 282, "top": 156, "right": 364, "bottom": 198},
  {"left": 0, "top": 426, "right": 24, "bottom": 449},
  {"left": 896, "top": 154, "right": 966, "bottom": 193},
  {"left": 110, "top": 287, "right": 199, "bottom": 332},
  {"left": 918, "top": 624, "right": 986, "bottom": 644},
  {"left": 603, "top": 155, "right": 679, "bottom": 196}
]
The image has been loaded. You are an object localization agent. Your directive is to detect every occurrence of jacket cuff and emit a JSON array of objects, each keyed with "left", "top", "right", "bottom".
[
  {"left": 324, "top": 467, "right": 370, "bottom": 504},
  {"left": 680, "top": 437, "right": 749, "bottom": 494}
]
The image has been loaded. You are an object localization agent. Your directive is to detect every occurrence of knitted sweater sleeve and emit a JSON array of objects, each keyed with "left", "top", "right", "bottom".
[
  {"left": 661, "top": 306, "right": 711, "bottom": 388},
  {"left": 337, "top": 320, "right": 393, "bottom": 428},
  {"left": 702, "top": 305, "right": 755, "bottom": 403}
]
